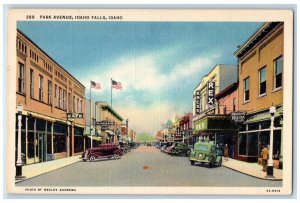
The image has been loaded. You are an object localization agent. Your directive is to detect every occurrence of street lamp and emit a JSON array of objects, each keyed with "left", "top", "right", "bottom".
[
  {"left": 267, "top": 106, "right": 276, "bottom": 178},
  {"left": 16, "top": 103, "right": 25, "bottom": 180}
]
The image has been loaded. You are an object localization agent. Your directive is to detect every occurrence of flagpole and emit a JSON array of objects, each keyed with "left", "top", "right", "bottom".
[
  {"left": 90, "top": 80, "right": 93, "bottom": 149},
  {"left": 111, "top": 78, "right": 112, "bottom": 108}
]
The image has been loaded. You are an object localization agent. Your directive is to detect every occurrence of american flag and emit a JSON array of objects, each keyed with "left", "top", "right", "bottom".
[
  {"left": 112, "top": 80, "right": 122, "bottom": 90},
  {"left": 91, "top": 81, "right": 101, "bottom": 90}
]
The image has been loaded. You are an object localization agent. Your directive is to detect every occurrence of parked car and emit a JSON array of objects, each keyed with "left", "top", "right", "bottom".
[
  {"left": 160, "top": 145, "right": 167, "bottom": 152},
  {"left": 119, "top": 141, "right": 130, "bottom": 153},
  {"left": 189, "top": 141, "right": 222, "bottom": 167},
  {"left": 82, "top": 143, "right": 123, "bottom": 162},
  {"left": 128, "top": 141, "right": 139, "bottom": 149},
  {"left": 171, "top": 142, "right": 191, "bottom": 156},
  {"left": 164, "top": 144, "right": 176, "bottom": 154}
]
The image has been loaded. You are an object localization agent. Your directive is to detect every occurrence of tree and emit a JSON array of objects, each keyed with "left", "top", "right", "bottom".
[{"left": 136, "top": 133, "right": 155, "bottom": 142}]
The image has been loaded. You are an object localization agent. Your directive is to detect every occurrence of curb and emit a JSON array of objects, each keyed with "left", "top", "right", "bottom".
[{"left": 222, "top": 164, "right": 283, "bottom": 181}]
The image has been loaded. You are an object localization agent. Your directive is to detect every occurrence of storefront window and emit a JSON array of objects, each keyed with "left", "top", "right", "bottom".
[
  {"left": 261, "top": 120, "right": 271, "bottom": 129},
  {"left": 247, "top": 133, "right": 258, "bottom": 156},
  {"left": 53, "top": 134, "right": 66, "bottom": 153},
  {"left": 27, "top": 132, "right": 35, "bottom": 158},
  {"left": 238, "top": 134, "right": 247, "bottom": 155},
  {"left": 47, "top": 133, "right": 52, "bottom": 154},
  {"left": 74, "top": 136, "right": 84, "bottom": 153},
  {"left": 248, "top": 122, "right": 259, "bottom": 131},
  {"left": 53, "top": 122, "right": 67, "bottom": 153},
  {"left": 260, "top": 131, "right": 270, "bottom": 149},
  {"left": 273, "top": 130, "right": 281, "bottom": 159}
]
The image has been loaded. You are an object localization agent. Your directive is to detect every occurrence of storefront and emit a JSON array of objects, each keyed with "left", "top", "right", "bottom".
[
  {"left": 193, "top": 115, "right": 238, "bottom": 158},
  {"left": 74, "top": 126, "right": 85, "bottom": 154},
  {"left": 15, "top": 111, "right": 86, "bottom": 165},
  {"left": 237, "top": 106, "right": 283, "bottom": 163}
]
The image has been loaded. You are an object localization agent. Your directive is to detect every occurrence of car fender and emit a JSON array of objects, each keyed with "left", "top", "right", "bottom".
[{"left": 88, "top": 153, "right": 98, "bottom": 159}]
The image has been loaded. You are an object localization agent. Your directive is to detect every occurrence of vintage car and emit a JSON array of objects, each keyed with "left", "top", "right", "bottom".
[
  {"left": 189, "top": 141, "right": 222, "bottom": 167},
  {"left": 170, "top": 142, "right": 191, "bottom": 156},
  {"left": 164, "top": 144, "right": 175, "bottom": 154},
  {"left": 118, "top": 141, "right": 130, "bottom": 153},
  {"left": 82, "top": 143, "right": 123, "bottom": 162},
  {"left": 128, "top": 141, "right": 139, "bottom": 149},
  {"left": 160, "top": 145, "right": 167, "bottom": 152}
]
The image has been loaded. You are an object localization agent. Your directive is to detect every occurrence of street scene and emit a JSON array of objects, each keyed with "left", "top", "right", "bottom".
[
  {"left": 13, "top": 19, "right": 284, "bottom": 188},
  {"left": 17, "top": 146, "right": 281, "bottom": 187}
]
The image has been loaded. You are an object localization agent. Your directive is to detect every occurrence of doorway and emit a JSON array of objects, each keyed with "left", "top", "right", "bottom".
[{"left": 37, "top": 132, "right": 47, "bottom": 162}]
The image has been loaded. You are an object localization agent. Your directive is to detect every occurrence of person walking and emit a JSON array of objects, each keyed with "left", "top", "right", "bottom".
[
  {"left": 262, "top": 145, "right": 269, "bottom": 172},
  {"left": 224, "top": 144, "right": 229, "bottom": 161}
]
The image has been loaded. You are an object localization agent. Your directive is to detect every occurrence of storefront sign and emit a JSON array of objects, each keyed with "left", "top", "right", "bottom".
[
  {"left": 195, "top": 90, "right": 200, "bottom": 114},
  {"left": 67, "top": 112, "right": 83, "bottom": 119},
  {"left": 207, "top": 82, "right": 215, "bottom": 105},
  {"left": 231, "top": 112, "right": 246, "bottom": 123},
  {"left": 96, "top": 120, "right": 115, "bottom": 126}
]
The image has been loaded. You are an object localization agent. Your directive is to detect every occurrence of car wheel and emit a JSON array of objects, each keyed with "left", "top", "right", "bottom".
[
  {"left": 89, "top": 155, "right": 96, "bottom": 162},
  {"left": 218, "top": 158, "right": 222, "bottom": 167},
  {"left": 190, "top": 161, "right": 195, "bottom": 166},
  {"left": 114, "top": 152, "right": 121, "bottom": 159},
  {"left": 209, "top": 160, "right": 214, "bottom": 168}
]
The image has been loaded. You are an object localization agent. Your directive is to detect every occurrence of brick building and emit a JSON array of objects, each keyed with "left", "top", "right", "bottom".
[
  {"left": 234, "top": 22, "right": 283, "bottom": 163},
  {"left": 16, "top": 29, "right": 86, "bottom": 165}
]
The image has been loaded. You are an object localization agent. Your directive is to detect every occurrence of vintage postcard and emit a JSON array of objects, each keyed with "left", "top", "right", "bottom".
[{"left": 6, "top": 9, "right": 293, "bottom": 195}]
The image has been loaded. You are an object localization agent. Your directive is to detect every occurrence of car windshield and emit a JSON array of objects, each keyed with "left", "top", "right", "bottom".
[{"left": 194, "top": 143, "right": 209, "bottom": 151}]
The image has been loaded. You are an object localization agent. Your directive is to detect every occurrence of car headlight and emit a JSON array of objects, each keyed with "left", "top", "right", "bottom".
[{"left": 198, "top": 153, "right": 204, "bottom": 159}]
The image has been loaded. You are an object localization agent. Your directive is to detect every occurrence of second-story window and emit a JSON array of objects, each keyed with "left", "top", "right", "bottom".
[
  {"left": 18, "top": 62, "right": 25, "bottom": 94},
  {"left": 233, "top": 97, "right": 236, "bottom": 112},
  {"left": 80, "top": 100, "right": 83, "bottom": 113},
  {"left": 58, "top": 87, "right": 62, "bottom": 109},
  {"left": 73, "top": 96, "right": 76, "bottom": 112},
  {"left": 30, "top": 69, "right": 34, "bottom": 98},
  {"left": 38, "top": 75, "right": 43, "bottom": 101},
  {"left": 68, "top": 92, "right": 72, "bottom": 112},
  {"left": 274, "top": 56, "right": 283, "bottom": 89},
  {"left": 223, "top": 107, "right": 227, "bottom": 114},
  {"left": 55, "top": 84, "right": 58, "bottom": 107},
  {"left": 77, "top": 98, "right": 79, "bottom": 112},
  {"left": 259, "top": 67, "right": 266, "bottom": 96},
  {"left": 63, "top": 90, "right": 66, "bottom": 110},
  {"left": 48, "top": 80, "right": 52, "bottom": 105},
  {"left": 244, "top": 77, "right": 250, "bottom": 102}
]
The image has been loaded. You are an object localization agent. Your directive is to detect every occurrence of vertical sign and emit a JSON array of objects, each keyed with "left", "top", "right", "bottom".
[
  {"left": 207, "top": 82, "right": 215, "bottom": 105},
  {"left": 195, "top": 90, "right": 200, "bottom": 114}
]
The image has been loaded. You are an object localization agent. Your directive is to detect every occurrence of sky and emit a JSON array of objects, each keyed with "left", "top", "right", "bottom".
[{"left": 17, "top": 21, "right": 263, "bottom": 136}]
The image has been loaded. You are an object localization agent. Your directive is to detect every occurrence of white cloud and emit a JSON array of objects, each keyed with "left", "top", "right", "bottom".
[{"left": 79, "top": 52, "right": 218, "bottom": 134}]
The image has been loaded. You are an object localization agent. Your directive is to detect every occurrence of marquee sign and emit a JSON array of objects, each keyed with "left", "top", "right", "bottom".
[
  {"left": 207, "top": 82, "right": 215, "bottom": 105},
  {"left": 195, "top": 90, "right": 200, "bottom": 114}
]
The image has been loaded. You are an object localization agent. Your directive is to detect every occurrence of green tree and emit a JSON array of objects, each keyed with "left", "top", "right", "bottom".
[{"left": 136, "top": 133, "right": 155, "bottom": 142}]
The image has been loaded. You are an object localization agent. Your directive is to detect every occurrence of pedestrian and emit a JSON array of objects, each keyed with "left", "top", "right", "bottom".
[
  {"left": 223, "top": 144, "right": 229, "bottom": 160},
  {"left": 261, "top": 145, "right": 269, "bottom": 172}
]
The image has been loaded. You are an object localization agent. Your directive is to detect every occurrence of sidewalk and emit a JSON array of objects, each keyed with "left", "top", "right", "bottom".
[
  {"left": 16, "top": 155, "right": 82, "bottom": 183},
  {"left": 222, "top": 158, "right": 282, "bottom": 180}
]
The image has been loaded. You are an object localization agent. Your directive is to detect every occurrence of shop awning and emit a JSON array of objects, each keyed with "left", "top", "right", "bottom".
[
  {"left": 87, "top": 136, "right": 102, "bottom": 142},
  {"left": 193, "top": 116, "right": 238, "bottom": 133},
  {"left": 244, "top": 106, "right": 283, "bottom": 124}
]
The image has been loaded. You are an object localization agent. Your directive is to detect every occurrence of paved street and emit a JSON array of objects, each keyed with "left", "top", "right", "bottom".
[{"left": 17, "top": 146, "right": 282, "bottom": 187}]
